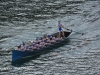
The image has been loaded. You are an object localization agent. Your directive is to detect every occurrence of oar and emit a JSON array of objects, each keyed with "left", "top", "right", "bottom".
[{"left": 66, "top": 29, "right": 84, "bottom": 35}]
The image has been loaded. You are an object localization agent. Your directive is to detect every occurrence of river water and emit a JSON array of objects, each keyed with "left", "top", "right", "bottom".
[{"left": 0, "top": 0, "right": 100, "bottom": 75}]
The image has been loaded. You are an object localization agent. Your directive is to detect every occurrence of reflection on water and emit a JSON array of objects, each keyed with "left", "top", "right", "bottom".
[{"left": 0, "top": 0, "right": 100, "bottom": 75}]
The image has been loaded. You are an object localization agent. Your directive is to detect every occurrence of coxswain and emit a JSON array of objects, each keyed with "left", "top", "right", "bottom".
[{"left": 58, "top": 20, "right": 67, "bottom": 38}]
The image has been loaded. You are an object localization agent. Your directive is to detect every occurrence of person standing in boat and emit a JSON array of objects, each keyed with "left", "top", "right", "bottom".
[{"left": 58, "top": 20, "right": 66, "bottom": 38}]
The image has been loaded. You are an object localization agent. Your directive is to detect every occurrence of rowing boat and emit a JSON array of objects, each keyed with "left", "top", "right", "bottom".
[{"left": 12, "top": 30, "right": 72, "bottom": 62}]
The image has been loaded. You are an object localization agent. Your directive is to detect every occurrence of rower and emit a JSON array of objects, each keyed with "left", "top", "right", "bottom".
[{"left": 17, "top": 45, "right": 21, "bottom": 51}]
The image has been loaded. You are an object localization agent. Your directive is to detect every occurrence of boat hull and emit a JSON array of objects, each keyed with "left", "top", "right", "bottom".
[{"left": 12, "top": 31, "right": 72, "bottom": 62}]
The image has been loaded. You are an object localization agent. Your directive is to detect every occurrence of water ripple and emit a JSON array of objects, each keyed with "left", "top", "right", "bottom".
[{"left": 0, "top": 0, "right": 100, "bottom": 75}]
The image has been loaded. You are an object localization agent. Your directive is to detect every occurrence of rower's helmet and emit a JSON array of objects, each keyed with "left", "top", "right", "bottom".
[
  {"left": 36, "top": 37, "right": 38, "bottom": 40},
  {"left": 47, "top": 35, "right": 51, "bottom": 38},
  {"left": 58, "top": 20, "right": 60, "bottom": 22},
  {"left": 22, "top": 41, "right": 25, "bottom": 45},
  {"left": 18, "top": 45, "right": 21, "bottom": 48},
  {"left": 40, "top": 37, "right": 43, "bottom": 40}
]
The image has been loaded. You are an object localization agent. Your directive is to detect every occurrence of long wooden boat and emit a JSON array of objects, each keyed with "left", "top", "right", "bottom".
[{"left": 12, "top": 30, "right": 72, "bottom": 62}]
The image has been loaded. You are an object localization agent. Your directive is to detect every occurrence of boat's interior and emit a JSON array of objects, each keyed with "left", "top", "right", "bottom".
[{"left": 51, "top": 31, "right": 71, "bottom": 37}]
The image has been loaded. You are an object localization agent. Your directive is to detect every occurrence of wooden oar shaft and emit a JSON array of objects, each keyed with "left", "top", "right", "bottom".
[
  {"left": 72, "top": 30, "right": 83, "bottom": 34},
  {"left": 66, "top": 29, "right": 84, "bottom": 35}
]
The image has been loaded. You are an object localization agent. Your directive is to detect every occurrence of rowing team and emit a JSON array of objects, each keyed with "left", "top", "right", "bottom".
[{"left": 15, "top": 35, "right": 63, "bottom": 51}]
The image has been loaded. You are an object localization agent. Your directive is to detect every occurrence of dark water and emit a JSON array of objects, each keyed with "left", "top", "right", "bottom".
[{"left": 0, "top": 0, "right": 100, "bottom": 75}]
